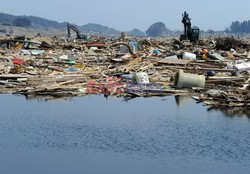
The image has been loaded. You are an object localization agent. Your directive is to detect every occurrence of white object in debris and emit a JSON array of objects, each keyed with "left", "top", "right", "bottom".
[
  {"left": 31, "top": 50, "right": 45, "bottom": 55},
  {"left": 90, "top": 47, "right": 98, "bottom": 51},
  {"left": 233, "top": 62, "right": 250, "bottom": 71},
  {"left": 182, "top": 52, "right": 196, "bottom": 60},
  {"left": 135, "top": 72, "right": 149, "bottom": 84},
  {"left": 59, "top": 55, "right": 69, "bottom": 60},
  {"left": 230, "top": 48, "right": 236, "bottom": 54},
  {"left": 20, "top": 50, "right": 31, "bottom": 55},
  {"left": 165, "top": 55, "right": 178, "bottom": 59}
]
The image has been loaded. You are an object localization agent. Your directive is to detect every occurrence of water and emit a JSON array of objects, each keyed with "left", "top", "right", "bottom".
[{"left": 0, "top": 94, "right": 249, "bottom": 174}]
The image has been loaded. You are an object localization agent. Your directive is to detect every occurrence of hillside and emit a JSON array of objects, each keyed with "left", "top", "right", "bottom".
[
  {"left": 127, "top": 28, "right": 146, "bottom": 37},
  {"left": 0, "top": 12, "right": 120, "bottom": 35},
  {"left": 81, "top": 23, "right": 120, "bottom": 36},
  {"left": 146, "top": 22, "right": 172, "bottom": 37}
]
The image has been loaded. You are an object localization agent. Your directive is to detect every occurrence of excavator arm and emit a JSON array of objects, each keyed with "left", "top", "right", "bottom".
[{"left": 67, "top": 23, "right": 87, "bottom": 40}]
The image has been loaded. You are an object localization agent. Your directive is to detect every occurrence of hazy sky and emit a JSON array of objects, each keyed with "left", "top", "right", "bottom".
[{"left": 1, "top": 0, "right": 250, "bottom": 31}]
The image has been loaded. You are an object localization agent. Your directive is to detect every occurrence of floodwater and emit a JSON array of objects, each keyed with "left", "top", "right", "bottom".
[{"left": 0, "top": 94, "right": 249, "bottom": 174}]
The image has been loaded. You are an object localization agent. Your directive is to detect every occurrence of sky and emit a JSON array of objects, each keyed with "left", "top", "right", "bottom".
[{"left": 1, "top": 0, "right": 250, "bottom": 32}]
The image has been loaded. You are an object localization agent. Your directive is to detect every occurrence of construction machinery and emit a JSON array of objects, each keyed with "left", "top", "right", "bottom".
[
  {"left": 180, "top": 11, "right": 200, "bottom": 42},
  {"left": 67, "top": 23, "right": 87, "bottom": 40}
]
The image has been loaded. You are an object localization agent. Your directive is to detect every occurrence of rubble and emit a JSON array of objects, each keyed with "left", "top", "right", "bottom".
[{"left": 0, "top": 34, "right": 249, "bottom": 108}]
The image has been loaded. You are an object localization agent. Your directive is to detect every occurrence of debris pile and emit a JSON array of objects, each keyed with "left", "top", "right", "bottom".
[{"left": 0, "top": 34, "right": 249, "bottom": 108}]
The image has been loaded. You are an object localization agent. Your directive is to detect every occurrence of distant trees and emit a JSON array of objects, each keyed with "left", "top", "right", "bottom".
[
  {"left": 228, "top": 20, "right": 250, "bottom": 34},
  {"left": 207, "top": 29, "right": 216, "bottom": 34},
  {"left": 0, "top": 13, "right": 15, "bottom": 25},
  {"left": 0, "top": 13, "right": 67, "bottom": 29},
  {"left": 14, "top": 17, "right": 31, "bottom": 27}
]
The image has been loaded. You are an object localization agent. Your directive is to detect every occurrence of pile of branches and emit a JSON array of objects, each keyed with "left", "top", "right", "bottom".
[{"left": 215, "top": 37, "right": 250, "bottom": 50}]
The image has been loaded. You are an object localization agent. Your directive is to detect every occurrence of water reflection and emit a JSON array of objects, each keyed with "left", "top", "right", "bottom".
[
  {"left": 24, "top": 94, "right": 74, "bottom": 102},
  {"left": 175, "top": 95, "right": 250, "bottom": 118},
  {"left": 208, "top": 107, "right": 250, "bottom": 118},
  {"left": 175, "top": 95, "right": 194, "bottom": 106},
  {"left": 0, "top": 94, "right": 250, "bottom": 174},
  {"left": 19, "top": 94, "right": 250, "bottom": 118}
]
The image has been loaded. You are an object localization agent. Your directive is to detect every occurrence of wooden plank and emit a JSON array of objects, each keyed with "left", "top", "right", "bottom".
[
  {"left": 156, "top": 59, "right": 191, "bottom": 65},
  {"left": 0, "top": 74, "right": 37, "bottom": 79}
]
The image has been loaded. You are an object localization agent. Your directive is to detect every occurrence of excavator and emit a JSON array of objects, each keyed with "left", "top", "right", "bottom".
[
  {"left": 180, "top": 11, "right": 200, "bottom": 42},
  {"left": 67, "top": 23, "right": 87, "bottom": 40}
]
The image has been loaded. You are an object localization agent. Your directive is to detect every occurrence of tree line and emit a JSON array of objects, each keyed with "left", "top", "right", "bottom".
[{"left": 227, "top": 20, "right": 250, "bottom": 34}]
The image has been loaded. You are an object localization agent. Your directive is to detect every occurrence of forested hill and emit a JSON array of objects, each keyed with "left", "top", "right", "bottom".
[{"left": 0, "top": 12, "right": 121, "bottom": 35}]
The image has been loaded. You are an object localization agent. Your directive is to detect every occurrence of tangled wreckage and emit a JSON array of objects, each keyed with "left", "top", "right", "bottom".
[{"left": 0, "top": 14, "right": 249, "bottom": 109}]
